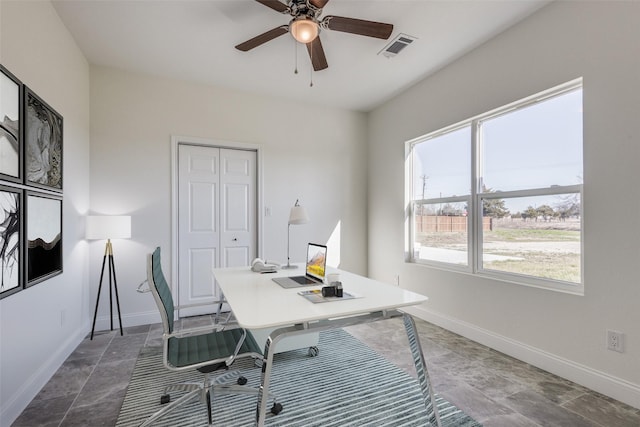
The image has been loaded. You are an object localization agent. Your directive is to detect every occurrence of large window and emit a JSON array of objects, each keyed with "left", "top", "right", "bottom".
[{"left": 407, "top": 79, "right": 583, "bottom": 293}]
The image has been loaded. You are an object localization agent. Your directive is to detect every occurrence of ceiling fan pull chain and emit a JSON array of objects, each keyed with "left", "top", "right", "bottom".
[{"left": 294, "top": 39, "right": 299, "bottom": 74}]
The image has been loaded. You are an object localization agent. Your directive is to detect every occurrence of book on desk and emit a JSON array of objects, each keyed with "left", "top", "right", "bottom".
[{"left": 298, "top": 289, "right": 360, "bottom": 304}]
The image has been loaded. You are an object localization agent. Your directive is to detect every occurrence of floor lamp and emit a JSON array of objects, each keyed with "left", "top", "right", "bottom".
[
  {"left": 283, "top": 200, "right": 310, "bottom": 269},
  {"left": 86, "top": 215, "right": 131, "bottom": 340}
]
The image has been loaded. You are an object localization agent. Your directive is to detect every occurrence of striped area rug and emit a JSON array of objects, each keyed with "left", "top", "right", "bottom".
[{"left": 116, "top": 329, "right": 481, "bottom": 427}]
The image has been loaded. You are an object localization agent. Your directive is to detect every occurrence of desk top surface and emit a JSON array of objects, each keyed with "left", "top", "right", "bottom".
[{"left": 212, "top": 265, "right": 428, "bottom": 329}]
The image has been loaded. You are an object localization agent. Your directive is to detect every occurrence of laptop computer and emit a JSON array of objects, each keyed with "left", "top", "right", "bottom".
[{"left": 273, "top": 243, "right": 327, "bottom": 289}]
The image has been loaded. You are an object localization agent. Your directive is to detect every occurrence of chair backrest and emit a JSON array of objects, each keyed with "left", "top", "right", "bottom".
[{"left": 147, "top": 247, "right": 175, "bottom": 334}]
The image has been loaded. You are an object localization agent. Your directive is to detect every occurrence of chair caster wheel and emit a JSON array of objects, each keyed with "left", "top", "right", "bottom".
[
  {"left": 160, "top": 394, "right": 170, "bottom": 404},
  {"left": 308, "top": 346, "right": 319, "bottom": 357},
  {"left": 271, "top": 402, "right": 283, "bottom": 415},
  {"left": 237, "top": 376, "right": 248, "bottom": 385}
]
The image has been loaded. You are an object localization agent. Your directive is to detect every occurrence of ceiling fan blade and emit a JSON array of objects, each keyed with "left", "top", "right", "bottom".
[
  {"left": 255, "top": 0, "right": 289, "bottom": 13},
  {"left": 306, "top": 37, "right": 328, "bottom": 71},
  {"left": 323, "top": 15, "right": 393, "bottom": 39},
  {"left": 235, "top": 26, "right": 289, "bottom": 51},
  {"left": 309, "top": 0, "right": 330, "bottom": 8}
]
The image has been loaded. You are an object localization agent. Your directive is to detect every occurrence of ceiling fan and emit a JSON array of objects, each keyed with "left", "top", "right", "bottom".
[{"left": 235, "top": 0, "right": 394, "bottom": 71}]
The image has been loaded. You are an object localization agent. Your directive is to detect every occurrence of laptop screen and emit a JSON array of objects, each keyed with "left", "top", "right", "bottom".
[{"left": 305, "top": 243, "right": 327, "bottom": 281}]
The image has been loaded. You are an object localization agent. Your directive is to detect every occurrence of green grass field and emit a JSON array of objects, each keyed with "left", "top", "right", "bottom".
[
  {"left": 483, "top": 251, "right": 580, "bottom": 283},
  {"left": 417, "top": 225, "right": 581, "bottom": 283},
  {"left": 486, "top": 228, "right": 580, "bottom": 242}
]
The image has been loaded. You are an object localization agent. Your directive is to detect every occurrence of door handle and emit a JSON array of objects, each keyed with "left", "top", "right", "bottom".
[{"left": 232, "top": 238, "right": 238, "bottom": 242}]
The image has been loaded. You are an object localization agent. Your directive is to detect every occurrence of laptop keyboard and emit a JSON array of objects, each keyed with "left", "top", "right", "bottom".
[{"left": 291, "top": 276, "right": 319, "bottom": 285}]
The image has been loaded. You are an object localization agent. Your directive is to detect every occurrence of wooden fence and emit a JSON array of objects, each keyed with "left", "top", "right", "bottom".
[{"left": 415, "top": 215, "right": 492, "bottom": 232}]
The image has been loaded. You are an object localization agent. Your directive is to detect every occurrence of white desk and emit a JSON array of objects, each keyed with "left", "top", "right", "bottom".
[{"left": 212, "top": 265, "right": 441, "bottom": 427}]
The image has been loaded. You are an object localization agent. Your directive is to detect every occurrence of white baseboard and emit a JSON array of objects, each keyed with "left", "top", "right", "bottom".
[
  {"left": 403, "top": 305, "right": 640, "bottom": 410},
  {"left": 1, "top": 323, "right": 89, "bottom": 427},
  {"left": 92, "top": 310, "right": 160, "bottom": 332}
]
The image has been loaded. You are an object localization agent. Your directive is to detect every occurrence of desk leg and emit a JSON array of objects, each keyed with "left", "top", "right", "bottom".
[
  {"left": 256, "top": 334, "right": 276, "bottom": 427},
  {"left": 403, "top": 313, "right": 442, "bottom": 427},
  {"left": 254, "top": 312, "right": 439, "bottom": 427}
]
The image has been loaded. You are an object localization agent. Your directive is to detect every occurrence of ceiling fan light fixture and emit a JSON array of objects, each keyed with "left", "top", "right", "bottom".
[{"left": 290, "top": 18, "right": 318, "bottom": 43}]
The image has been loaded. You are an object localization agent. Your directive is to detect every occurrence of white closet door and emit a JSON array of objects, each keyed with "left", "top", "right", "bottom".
[
  {"left": 220, "top": 148, "right": 257, "bottom": 268},
  {"left": 177, "top": 144, "right": 257, "bottom": 316},
  {"left": 178, "top": 144, "right": 220, "bottom": 316}
]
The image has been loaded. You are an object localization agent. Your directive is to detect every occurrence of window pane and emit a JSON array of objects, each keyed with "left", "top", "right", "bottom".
[
  {"left": 481, "top": 89, "right": 583, "bottom": 192},
  {"left": 406, "top": 80, "right": 584, "bottom": 291},
  {"left": 413, "top": 202, "right": 468, "bottom": 265},
  {"left": 413, "top": 126, "right": 471, "bottom": 199},
  {"left": 481, "top": 194, "right": 581, "bottom": 283}
]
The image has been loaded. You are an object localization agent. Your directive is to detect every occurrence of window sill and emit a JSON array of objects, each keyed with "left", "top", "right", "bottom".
[{"left": 407, "top": 258, "right": 584, "bottom": 296}]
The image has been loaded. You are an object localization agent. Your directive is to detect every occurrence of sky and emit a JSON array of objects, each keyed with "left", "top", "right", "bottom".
[{"left": 413, "top": 87, "right": 583, "bottom": 214}]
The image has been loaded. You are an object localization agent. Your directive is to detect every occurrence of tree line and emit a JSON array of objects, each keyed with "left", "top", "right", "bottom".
[{"left": 422, "top": 192, "right": 580, "bottom": 221}]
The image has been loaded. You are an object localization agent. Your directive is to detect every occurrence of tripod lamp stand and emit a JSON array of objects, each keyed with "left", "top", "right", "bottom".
[
  {"left": 86, "top": 215, "right": 131, "bottom": 340},
  {"left": 283, "top": 200, "right": 310, "bottom": 269}
]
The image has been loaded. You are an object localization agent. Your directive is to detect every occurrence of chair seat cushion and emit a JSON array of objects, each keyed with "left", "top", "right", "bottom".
[{"left": 167, "top": 327, "right": 262, "bottom": 369}]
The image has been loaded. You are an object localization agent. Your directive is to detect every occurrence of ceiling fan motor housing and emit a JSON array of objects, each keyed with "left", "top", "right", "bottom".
[
  {"left": 237, "top": 0, "right": 394, "bottom": 71},
  {"left": 288, "top": 0, "right": 324, "bottom": 19}
]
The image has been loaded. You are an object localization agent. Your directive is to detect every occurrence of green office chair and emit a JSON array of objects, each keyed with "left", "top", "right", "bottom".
[{"left": 138, "top": 247, "right": 282, "bottom": 426}]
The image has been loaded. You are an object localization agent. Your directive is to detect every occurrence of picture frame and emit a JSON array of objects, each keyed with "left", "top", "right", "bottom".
[
  {"left": 26, "top": 191, "right": 62, "bottom": 287},
  {"left": 24, "top": 86, "right": 63, "bottom": 192},
  {"left": 0, "top": 185, "right": 23, "bottom": 299},
  {"left": 0, "top": 65, "right": 23, "bottom": 184}
]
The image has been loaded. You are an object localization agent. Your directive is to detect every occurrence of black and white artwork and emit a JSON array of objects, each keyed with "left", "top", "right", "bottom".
[
  {"left": 0, "top": 65, "right": 22, "bottom": 183},
  {"left": 25, "top": 87, "right": 63, "bottom": 192},
  {"left": 26, "top": 192, "right": 62, "bottom": 286},
  {"left": 0, "top": 186, "right": 22, "bottom": 299}
]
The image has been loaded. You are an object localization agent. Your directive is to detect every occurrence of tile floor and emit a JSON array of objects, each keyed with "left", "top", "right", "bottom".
[{"left": 12, "top": 316, "right": 640, "bottom": 427}]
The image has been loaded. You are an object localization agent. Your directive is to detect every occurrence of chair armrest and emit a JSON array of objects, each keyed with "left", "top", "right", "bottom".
[
  {"left": 137, "top": 281, "right": 226, "bottom": 309},
  {"left": 175, "top": 297, "right": 235, "bottom": 327},
  {"left": 136, "top": 280, "right": 150, "bottom": 293},
  {"left": 168, "top": 324, "right": 223, "bottom": 337},
  {"left": 174, "top": 302, "right": 223, "bottom": 310},
  {"left": 168, "top": 321, "right": 242, "bottom": 338}
]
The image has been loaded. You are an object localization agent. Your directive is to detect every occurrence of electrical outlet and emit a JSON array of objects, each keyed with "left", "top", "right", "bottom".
[
  {"left": 394, "top": 275, "right": 400, "bottom": 286},
  {"left": 607, "top": 330, "right": 624, "bottom": 353}
]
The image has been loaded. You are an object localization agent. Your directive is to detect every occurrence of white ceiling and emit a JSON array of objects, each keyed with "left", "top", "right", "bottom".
[{"left": 52, "top": 0, "right": 550, "bottom": 112}]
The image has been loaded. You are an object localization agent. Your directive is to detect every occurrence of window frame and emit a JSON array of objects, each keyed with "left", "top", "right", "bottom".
[{"left": 406, "top": 78, "right": 584, "bottom": 295}]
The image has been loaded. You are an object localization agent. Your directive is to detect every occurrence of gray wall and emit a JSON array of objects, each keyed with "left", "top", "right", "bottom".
[
  {"left": 88, "top": 65, "right": 369, "bottom": 328},
  {"left": 0, "top": 0, "right": 91, "bottom": 423},
  {"left": 367, "top": 1, "right": 640, "bottom": 408}
]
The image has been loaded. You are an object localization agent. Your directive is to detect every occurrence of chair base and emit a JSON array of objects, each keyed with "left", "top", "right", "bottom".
[{"left": 139, "top": 370, "right": 280, "bottom": 426}]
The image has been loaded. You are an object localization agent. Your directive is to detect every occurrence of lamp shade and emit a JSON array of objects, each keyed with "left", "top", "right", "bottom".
[
  {"left": 290, "top": 18, "right": 319, "bottom": 43},
  {"left": 288, "top": 204, "right": 310, "bottom": 225},
  {"left": 86, "top": 215, "right": 131, "bottom": 240}
]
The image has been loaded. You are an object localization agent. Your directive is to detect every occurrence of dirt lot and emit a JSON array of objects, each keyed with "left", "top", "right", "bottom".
[{"left": 415, "top": 216, "right": 581, "bottom": 282}]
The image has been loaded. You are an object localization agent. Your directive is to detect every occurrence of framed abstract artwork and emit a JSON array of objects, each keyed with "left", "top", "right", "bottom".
[
  {"left": 26, "top": 191, "right": 62, "bottom": 287},
  {"left": 0, "top": 65, "right": 23, "bottom": 184},
  {"left": 0, "top": 185, "right": 23, "bottom": 299},
  {"left": 24, "top": 87, "right": 63, "bottom": 192}
]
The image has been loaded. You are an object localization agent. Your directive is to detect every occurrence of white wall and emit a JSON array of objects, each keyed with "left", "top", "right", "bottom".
[
  {"left": 368, "top": 1, "right": 640, "bottom": 409},
  {"left": 0, "top": 1, "right": 91, "bottom": 424},
  {"left": 89, "top": 66, "right": 368, "bottom": 329}
]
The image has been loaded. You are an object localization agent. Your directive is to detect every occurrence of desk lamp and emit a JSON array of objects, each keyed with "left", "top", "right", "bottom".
[
  {"left": 283, "top": 200, "right": 309, "bottom": 269},
  {"left": 86, "top": 215, "right": 131, "bottom": 339}
]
